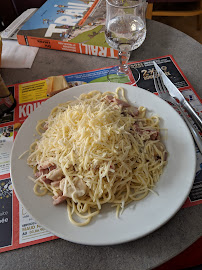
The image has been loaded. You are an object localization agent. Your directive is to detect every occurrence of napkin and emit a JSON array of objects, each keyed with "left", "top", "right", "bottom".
[{"left": 1, "top": 39, "right": 39, "bottom": 69}]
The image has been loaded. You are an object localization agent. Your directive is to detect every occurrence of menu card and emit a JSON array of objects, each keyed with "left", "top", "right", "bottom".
[{"left": 0, "top": 55, "right": 201, "bottom": 252}]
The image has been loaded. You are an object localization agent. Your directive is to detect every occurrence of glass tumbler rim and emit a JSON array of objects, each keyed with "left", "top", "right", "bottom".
[{"left": 106, "top": 0, "right": 146, "bottom": 8}]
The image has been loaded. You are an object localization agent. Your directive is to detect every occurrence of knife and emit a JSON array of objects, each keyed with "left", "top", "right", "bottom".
[{"left": 153, "top": 61, "right": 202, "bottom": 132}]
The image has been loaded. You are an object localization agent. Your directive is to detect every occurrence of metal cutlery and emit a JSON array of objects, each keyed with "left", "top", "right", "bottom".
[
  {"left": 153, "top": 61, "right": 202, "bottom": 132},
  {"left": 153, "top": 68, "right": 202, "bottom": 154}
]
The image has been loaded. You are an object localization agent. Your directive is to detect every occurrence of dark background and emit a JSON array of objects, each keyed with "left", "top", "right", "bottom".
[{"left": 0, "top": 0, "right": 46, "bottom": 31}]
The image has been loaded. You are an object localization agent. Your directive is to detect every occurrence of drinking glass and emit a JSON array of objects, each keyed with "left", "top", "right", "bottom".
[{"left": 105, "top": 0, "right": 147, "bottom": 83}]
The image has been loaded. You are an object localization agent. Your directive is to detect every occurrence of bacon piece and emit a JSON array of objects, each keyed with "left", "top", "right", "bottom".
[
  {"left": 133, "top": 123, "right": 143, "bottom": 135},
  {"left": 126, "top": 106, "right": 139, "bottom": 117},
  {"left": 149, "top": 130, "right": 159, "bottom": 140},
  {"left": 133, "top": 124, "right": 159, "bottom": 141},
  {"left": 35, "top": 168, "right": 49, "bottom": 177},
  {"left": 114, "top": 98, "right": 130, "bottom": 108},
  {"left": 105, "top": 95, "right": 114, "bottom": 103},
  {"left": 164, "top": 151, "right": 168, "bottom": 161},
  {"left": 35, "top": 164, "right": 57, "bottom": 178},
  {"left": 37, "top": 163, "right": 56, "bottom": 170},
  {"left": 105, "top": 95, "right": 130, "bottom": 107},
  {"left": 35, "top": 171, "right": 42, "bottom": 178},
  {"left": 42, "top": 178, "right": 52, "bottom": 185},
  {"left": 52, "top": 195, "right": 67, "bottom": 205},
  {"left": 38, "top": 175, "right": 52, "bottom": 185},
  {"left": 105, "top": 96, "right": 139, "bottom": 117}
]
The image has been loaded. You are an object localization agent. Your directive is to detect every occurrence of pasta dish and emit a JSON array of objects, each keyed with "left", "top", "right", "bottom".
[{"left": 26, "top": 88, "right": 168, "bottom": 226}]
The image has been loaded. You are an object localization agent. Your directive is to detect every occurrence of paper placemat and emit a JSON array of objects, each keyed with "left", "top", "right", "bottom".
[{"left": 0, "top": 55, "right": 201, "bottom": 252}]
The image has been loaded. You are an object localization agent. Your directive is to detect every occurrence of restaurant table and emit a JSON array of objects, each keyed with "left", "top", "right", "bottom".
[{"left": 0, "top": 19, "right": 202, "bottom": 270}]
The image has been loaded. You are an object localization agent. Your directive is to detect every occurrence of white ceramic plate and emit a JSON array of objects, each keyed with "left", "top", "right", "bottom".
[{"left": 11, "top": 82, "right": 196, "bottom": 246}]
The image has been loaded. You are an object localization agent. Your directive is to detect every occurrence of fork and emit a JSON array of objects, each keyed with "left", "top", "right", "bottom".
[{"left": 153, "top": 70, "right": 202, "bottom": 154}]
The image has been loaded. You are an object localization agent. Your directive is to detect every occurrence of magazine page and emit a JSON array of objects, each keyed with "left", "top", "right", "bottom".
[{"left": 17, "top": 0, "right": 118, "bottom": 58}]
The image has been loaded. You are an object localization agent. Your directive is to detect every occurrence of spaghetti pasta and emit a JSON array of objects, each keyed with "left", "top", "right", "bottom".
[{"left": 27, "top": 88, "right": 168, "bottom": 226}]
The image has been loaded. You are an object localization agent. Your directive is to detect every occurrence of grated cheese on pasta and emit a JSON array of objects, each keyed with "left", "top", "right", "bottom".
[{"left": 27, "top": 88, "right": 168, "bottom": 226}]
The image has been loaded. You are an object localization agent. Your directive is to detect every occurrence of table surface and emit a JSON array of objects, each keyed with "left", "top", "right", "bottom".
[{"left": 1, "top": 19, "right": 202, "bottom": 270}]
